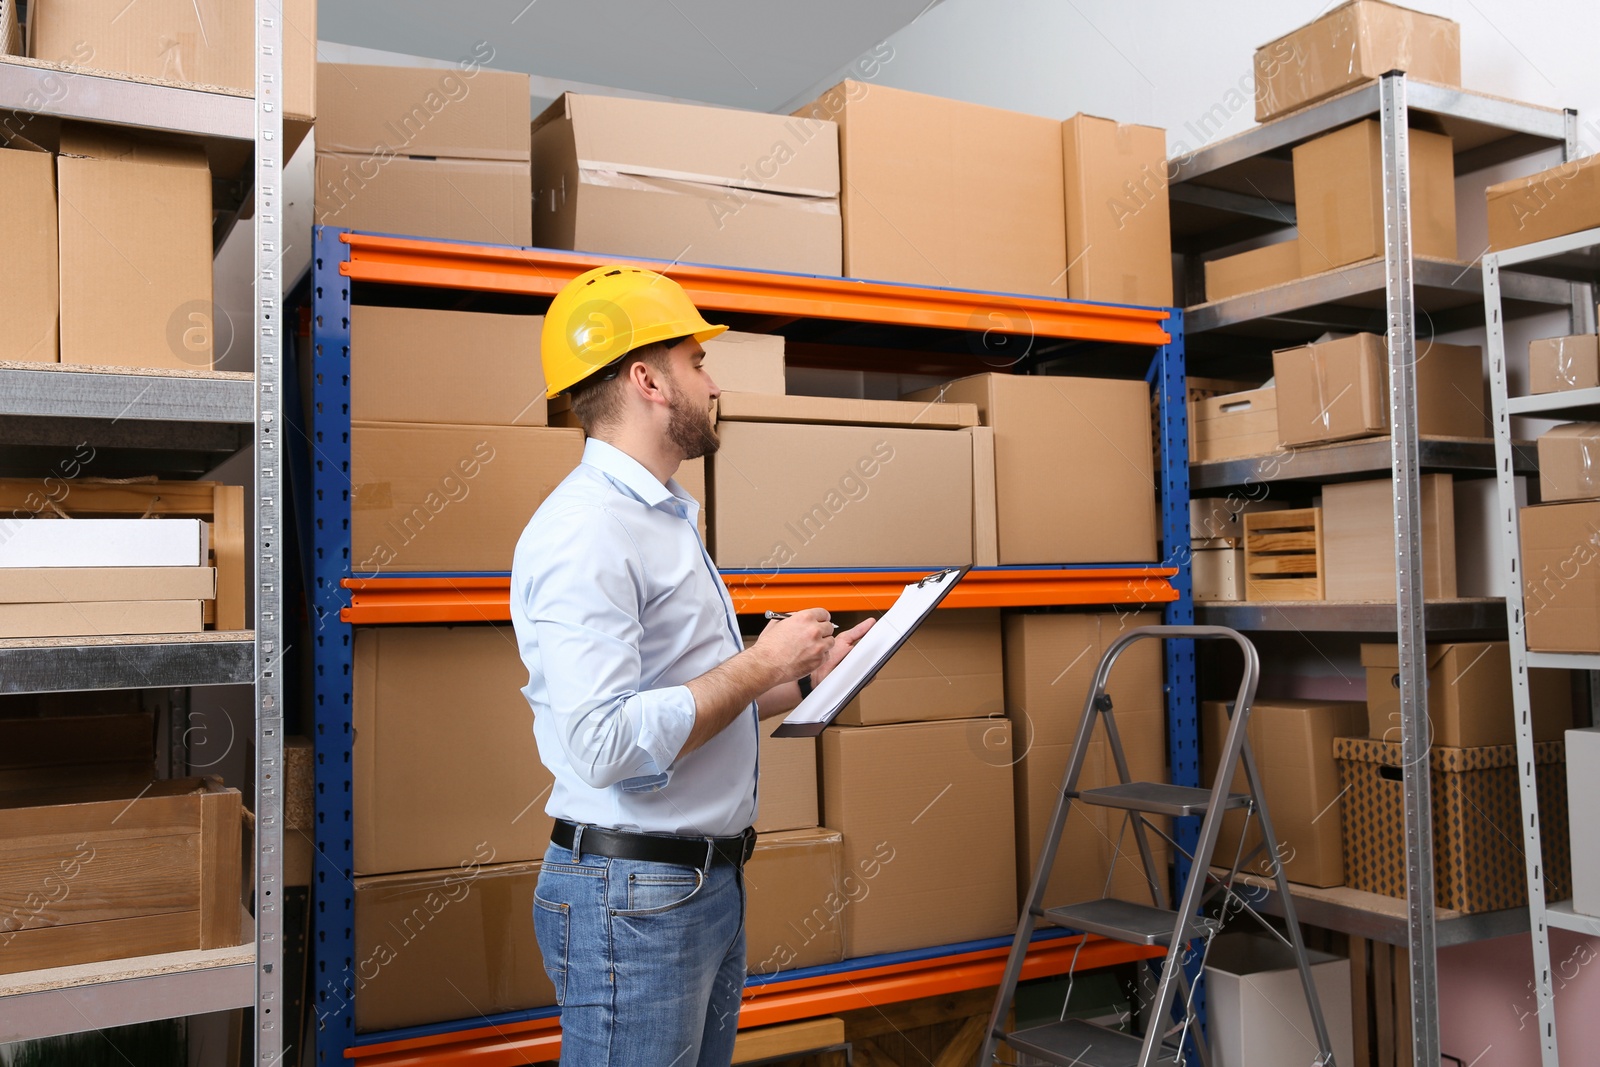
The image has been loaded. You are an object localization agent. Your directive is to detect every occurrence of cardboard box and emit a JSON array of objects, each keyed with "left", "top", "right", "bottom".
[
  {"left": 757, "top": 714, "right": 818, "bottom": 833},
  {"left": 0, "top": 518, "right": 208, "bottom": 568},
  {"left": 1203, "top": 241, "right": 1302, "bottom": 303},
  {"left": 1336, "top": 736, "right": 1569, "bottom": 913},
  {"left": 351, "top": 307, "right": 546, "bottom": 426},
  {"left": 1254, "top": 1, "right": 1461, "bottom": 122},
  {"left": 532, "top": 92, "right": 840, "bottom": 275},
  {"left": 1190, "top": 496, "right": 1292, "bottom": 544},
  {"left": 703, "top": 332, "right": 785, "bottom": 395},
  {"left": 800, "top": 81, "right": 1067, "bottom": 297},
  {"left": 29, "top": 0, "right": 317, "bottom": 120},
  {"left": 1522, "top": 501, "right": 1600, "bottom": 652},
  {"left": 1193, "top": 546, "right": 1245, "bottom": 601},
  {"left": 1205, "top": 933, "right": 1355, "bottom": 1067},
  {"left": 1568, "top": 727, "right": 1600, "bottom": 917},
  {"left": 315, "top": 154, "right": 532, "bottom": 246},
  {"left": 1294, "top": 121, "right": 1456, "bottom": 272},
  {"left": 57, "top": 135, "right": 213, "bottom": 370},
  {"left": 1202, "top": 699, "right": 1366, "bottom": 887},
  {"left": 708, "top": 421, "right": 972, "bottom": 570},
  {"left": 1322, "top": 474, "right": 1456, "bottom": 599},
  {"left": 968, "top": 425, "right": 999, "bottom": 568},
  {"left": 0, "top": 599, "right": 202, "bottom": 638},
  {"left": 1361, "top": 642, "right": 1573, "bottom": 748},
  {"left": 350, "top": 422, "right": 583, "bottom": 574},
  {"left": 1530, "top": 335, "right": 1600, "bottom": 394},
  {"left": 353, "top": 860, "right": 554, "bottom": 1032},
  {"left": 1537, "top": 423, "right": 1600, "bottom": 502},
  {"left": 819, "top": 719, "right": 1016, "bottom": 958},
  {"left": 0, "top": 777, "right": 240, "bottom": 975},
  {"left": 1061, "top": 114, "right": 1172, "bottom": 307},
  {"left": 1191, "top": 387, "right": 1279, "bottom": 463},
  {"left": 1486, "top": 154, "right": 1600, "bottom": 252},
  {"left": 353, "top": 626, "right": 556, "bottom": 875},
  {"left": 0, "top": 567, "right": 213, "bottom": 603},
  {"left": 716, "top": 391, "right": 977, "bottom": 429},
  {"left": 744, "top": 828, "right": 845, "bottom": 978},
  {"left": 832, "top": 608, "right": 1003, "bottom": 726},
  {"left": 0, "top": 144, "right": 58, "bottom": 362},
  {"left": 904, "top": 375, "right": 1158, "bottom": 564},
  {"left": 1453, "top": 474, "right": 1527, "bottom": 597},
  {"left": 1272, "top": 334, "right": 1486, "bottom": 446}
]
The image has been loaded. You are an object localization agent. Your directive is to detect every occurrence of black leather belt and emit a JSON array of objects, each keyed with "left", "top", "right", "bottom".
[{"left": 552, "top": 819, "right": 756, "bottom": 870}]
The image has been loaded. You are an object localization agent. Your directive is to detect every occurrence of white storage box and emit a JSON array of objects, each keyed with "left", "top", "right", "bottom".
[
  {"left": 1569, "top": 727, "right": 1600, "bottom": 918},
  {"left": 0, "top": 519, "right": 209, "bottom": 568},
  {"left": 1193, "top": 546, "right": 1245, "bottom": 601},
  {"left": 1205, "top": 933, "right": 1354, "bottom": 1067}
]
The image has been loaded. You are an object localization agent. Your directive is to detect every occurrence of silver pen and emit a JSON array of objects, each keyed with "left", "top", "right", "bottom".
[{"left": 764, "top": 610, "right": 840, "bottom": 632}]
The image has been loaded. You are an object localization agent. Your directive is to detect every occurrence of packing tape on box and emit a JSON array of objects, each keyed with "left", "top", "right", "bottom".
[
  {"left": 351, "top": 483, "right": 392, "bottom": 510},
  {"left": 577, "top": 168, "right": 841, "bottom": 216},
  {"left": 1556, "top": 336, "right": 1581, "bottom": 389},
  {"left": 1309, "top": 347, "right": 1332, "bottom": 432},
  {"left": 1581, "top": 437, "right": 1599, "bottom": 494}
]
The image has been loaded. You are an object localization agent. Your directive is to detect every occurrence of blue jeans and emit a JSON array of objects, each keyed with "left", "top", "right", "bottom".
[{"left": 535, "top": 841, "right": 746, "bottom": 1066}]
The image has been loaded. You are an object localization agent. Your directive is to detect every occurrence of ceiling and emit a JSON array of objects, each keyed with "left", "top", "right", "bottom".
[{"left": 316, "top": 0, "right": 941, "bottom": 113}]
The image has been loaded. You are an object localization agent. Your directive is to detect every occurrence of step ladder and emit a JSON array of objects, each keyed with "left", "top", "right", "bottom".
[{"left": 981, "top": 625, "right": 1336, "bottom": 1067}]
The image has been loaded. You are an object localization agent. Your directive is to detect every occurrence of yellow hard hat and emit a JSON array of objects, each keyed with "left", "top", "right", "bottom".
[{"left": 541, "top": 266, "right": 727, "bottom": 398}]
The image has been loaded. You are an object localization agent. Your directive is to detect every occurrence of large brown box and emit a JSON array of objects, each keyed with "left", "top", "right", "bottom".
[
  {"left": 29, "top": 0, "right": 317, "bottom": 120},
  {"left": 905, "top": 374, "right": 1158, "bottom": 564},
  {"left": 1203, "top": 241, "right": 1302, "bottom": 304},
  {"left": 315, "top": 155, "right": 532, "bottom": 247},
  {"left": 1486, "top": 154, "right": 1600, "bottom": 252},
  {"left": 1253, "top": 1, "right": 1461, "bottom": 123},
  {"left": 800, "top": 81, "right": 1067, "bottom": 298},
  {"left": 1529, "top": 335, "right": 1600, "bottom": 394},
  {"left": 757, "top": 714, "right": 818, "bottom": 833},
  {"left": 1202, "top": 700, "right": 1367, "bottom": 888},
  {"left": 353, "top": 860, "right": 554, "bottom": 1032},
  {"left": 351, "top": 307, "right": 546, "bottom": 426},
  {"left": 56, "top": 133, "right": 213, "bottom": 370},
  {"left": 350, "top": 422, "right": 583, "bottom": 574},
  {"left": 708, "top": 421, "right": 972, "bottom": 570},
  {"left": 1336, "top": 737, "right": 1569, "bottom": 913},
  {"left": 1537, "top": 423, "right": 1600, "bottom": 502},
  {"left": 1293, "top": 121, "right": 1456, "bottom": 272},
  {"left": 0, "top": 777, "right": 241, "bottom": 974},
  {"left": 354, "top": 625, "right": 555, "bottom": 875},
  {"left": 703, "top": 332, "right": 786, "bottom": 395},
  {"left": 533, "top": 93, "right": 840, "bottom": 276},
  {"left": 1190, "top": 387, "right": 1279, "bottom": 464},
  {"left": 1521, "top": 501, "right": 1600, "bottom": 652},
  {"left": 820, "top": 719, "right": 1016, "bottom": 958},
  {"left": 744, "top": 828, "right": 845, "bottom": 979},
  {"left": 1272, "top": 334, "right": 1486, "bottom": 446},
  {"left": 1061, "top": 114, "right": 1172, "bottom": 307},
  {"left": 1322, "top": 474, "right": 1456, "bottom": 600},
  {"left": 1360, "top": 642, "right": 1573, "bottom": 748},
  {"left": 833, "top": 608, "right": 1003, "bottom": 726},
  {"left": 0, "top": 144, "right": 58, "bottom": 362}
]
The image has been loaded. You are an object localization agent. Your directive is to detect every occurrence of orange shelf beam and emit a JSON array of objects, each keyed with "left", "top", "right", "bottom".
[
  {"left": 345, "top": 935, "right": 1163, "bottom": 1066},
  {"left": 338, "top": 233, "right": 1172, "bottom": 347},
  {"left": 340, "top": 568, "right": 1178, "bottom": 624}
]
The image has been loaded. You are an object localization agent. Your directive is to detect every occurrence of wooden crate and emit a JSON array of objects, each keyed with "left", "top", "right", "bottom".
[
  {"left": 1244, "top": 507, "right": 1325, "bottom": 600},
  {"left": 0, "top": 479, "right": 244, "bottom": 630},
  {"left": 0, "top": 777, "right": 242, "bottom": 974}
]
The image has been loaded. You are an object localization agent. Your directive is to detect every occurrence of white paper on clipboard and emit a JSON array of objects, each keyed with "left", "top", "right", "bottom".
[{"left": 770, "top": 566, "right": 970, "bottom": 738}]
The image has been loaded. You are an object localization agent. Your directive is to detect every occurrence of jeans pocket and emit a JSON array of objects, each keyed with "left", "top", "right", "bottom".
[
  {"left": 612, "top": 869, "right": 704, "bottom": 916},
  {"left": 532, "top": 893, "right": 569, "bottom": 1006}
]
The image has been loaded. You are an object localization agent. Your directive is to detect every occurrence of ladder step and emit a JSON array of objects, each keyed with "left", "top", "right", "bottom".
[
  {"left": 1044, "top": 898, "right": 1221, "bottom": 946},
  {"left": 1003, "top": 1020, "right": 1183, "bottom": 1067},
  {"left": 1078, "top": 781, "right": 1250, "bottom": 816}
]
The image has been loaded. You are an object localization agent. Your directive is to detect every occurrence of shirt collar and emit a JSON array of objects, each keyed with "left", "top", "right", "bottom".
[{"left": 582, "top": 438, "right": 695, "bottom": 518}]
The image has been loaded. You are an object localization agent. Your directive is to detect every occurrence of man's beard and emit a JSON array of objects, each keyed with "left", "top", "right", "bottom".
[{"left": 666, "top": 379, "right": 719, "bottom": 459}]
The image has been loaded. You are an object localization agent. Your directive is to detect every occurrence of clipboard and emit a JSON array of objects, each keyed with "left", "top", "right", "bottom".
[{"left": 770, "top": 566, "right": 971, "bottom": 738}]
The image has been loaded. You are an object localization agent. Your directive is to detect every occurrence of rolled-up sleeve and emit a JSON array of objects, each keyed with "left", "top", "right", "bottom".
[{"left": 519, "top": 504, "right": 697, "bottom": 788}]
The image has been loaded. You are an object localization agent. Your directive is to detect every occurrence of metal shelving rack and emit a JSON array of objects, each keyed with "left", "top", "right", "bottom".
[
  {"left": 0, "top": 7, "right": 284, "bottom": 1061},
  {"left": 300, "top": 227, "right": 1197, "bottom": 1064},
  {"left": 1483, "top": 223, "right": 1600, "bottom": 1067},
  {"left": 1173, "top": 71, "right": 1579, "bottom": 1067}
]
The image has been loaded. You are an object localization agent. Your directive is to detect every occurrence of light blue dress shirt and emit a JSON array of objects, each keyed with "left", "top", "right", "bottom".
[{"left": 510, "top": 438, "right": 758, "bottom": 838}]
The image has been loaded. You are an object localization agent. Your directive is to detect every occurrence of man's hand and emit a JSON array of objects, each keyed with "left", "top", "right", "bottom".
[
  {"left": 815, "top": 617, "right": 874, "bottom": 685},
  {"left": 750, "top": 608, "right": 835, "bottom": 684}
]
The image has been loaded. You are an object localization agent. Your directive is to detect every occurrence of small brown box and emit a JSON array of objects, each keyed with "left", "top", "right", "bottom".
[
  {"left": 0, "top": 777, "right": 242, "bottom": 974},
  {"left": 1537, "top": 423, "right": 1600, "bottom": 503},
  {"left": 1243, "top": 508, "right": 1324, "bottom": 601},
  {"left": 1335, "top": 737, "right": 1569, "bottom": 913},
  {"left": 1529, "top": 335, "right": 1600, "bottom": 394}
]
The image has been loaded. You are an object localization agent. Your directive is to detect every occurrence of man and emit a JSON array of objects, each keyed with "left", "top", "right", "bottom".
[{"left": 510, "top": 265, "right": 872, "bottom": 1066}]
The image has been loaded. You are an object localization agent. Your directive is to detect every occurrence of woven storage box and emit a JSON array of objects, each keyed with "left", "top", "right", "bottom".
[{"left": 1335, "top": 737, "right": 1569, "bottom": 913}]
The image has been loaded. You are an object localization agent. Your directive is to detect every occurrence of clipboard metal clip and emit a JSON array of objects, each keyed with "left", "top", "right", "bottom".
[{"left": 915, "top": 566, "right": 963, "bottom": 589}]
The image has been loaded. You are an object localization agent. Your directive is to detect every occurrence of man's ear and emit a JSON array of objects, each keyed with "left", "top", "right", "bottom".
[{"left": 626, "top": 358, "right": 667, "bottom": 405}]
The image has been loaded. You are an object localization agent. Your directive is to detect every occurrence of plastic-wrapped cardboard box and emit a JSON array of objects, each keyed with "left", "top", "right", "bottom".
[
  {"left": 1203, "top": 240, "right": 1302, "bottom": 303},
  {"left": 1062, "top": 114, "right": 1172, "bottom": 307},
  {"left": 1253, "top": 1, "right": 1460, "bottom": 123},
  {"left": 1360, "top": 641, "right": 1572, "bottom": 747},
  {"left": 1529, "top": 335, "right": 1600, "bottom": 394},
  {"left": 797, "top": 81, "right": 1066, "bottom": 298},
  {"left": 1537, "top": 423, "right": 1600, "bottom": 502},
  {"left": 353, "top": 625, "right": 556, "bottom": 875},
  {"left": 1521, "top": 501, "right": 1600, "bottom": 652},
  {"left": 0, "top": 142, "right": 57, "bottom": 362},
  {"left": 352, "top": 307, "right": 547, "bottom": 426},
  {"left": 744, "top": 828, "right": 844, "bottom": 978},
  {"left": 1486, "top": 153, "right": 1600, "bottom": 251},
  {"left": 533, "top": 93, "right": 840, "bottom": 275}
]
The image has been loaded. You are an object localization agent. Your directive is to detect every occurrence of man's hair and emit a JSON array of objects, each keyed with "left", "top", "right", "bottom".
[{"left": 567, "top": 339, "right": 681, "bottom": 437}]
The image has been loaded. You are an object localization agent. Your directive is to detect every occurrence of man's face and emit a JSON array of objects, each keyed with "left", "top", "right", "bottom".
[{"left": 662, "top": 339, "right": 720, "bottom": 459}]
